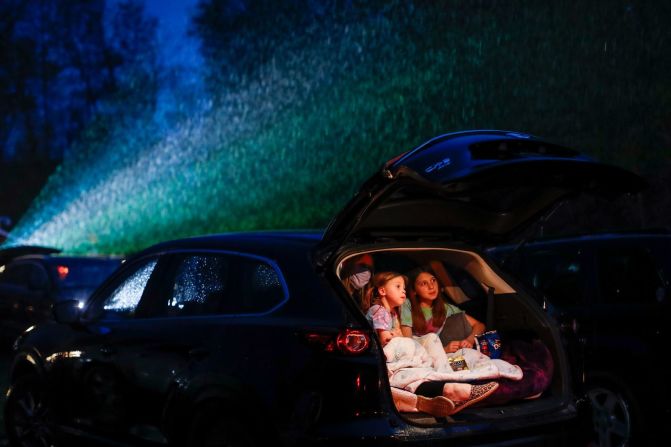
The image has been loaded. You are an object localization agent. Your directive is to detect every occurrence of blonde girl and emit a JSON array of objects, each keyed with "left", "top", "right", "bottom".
[{"left": 365, "top": 271, "right": 407, "bottom": 346}]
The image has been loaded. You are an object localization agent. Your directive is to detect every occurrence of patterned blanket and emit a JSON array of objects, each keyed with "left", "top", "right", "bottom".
[{"left": 384, "top": 335, "right": 523, "bottom": 392}]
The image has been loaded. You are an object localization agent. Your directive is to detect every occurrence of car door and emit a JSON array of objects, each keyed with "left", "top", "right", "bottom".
[
  {"left": 592, "top": 243, "right": 668, "bottom": 370},
  {"left": 108, "top": 250, "right": 288, "bottom": 443},
  {"left": 512, "top": 245, "right": 597, "bottom": 386},
  {"left": 47, "top": 255, "right": 163, "bottom": 434},
  {"left": 62, "top": 249, "right": 286, "bottom": 443}
]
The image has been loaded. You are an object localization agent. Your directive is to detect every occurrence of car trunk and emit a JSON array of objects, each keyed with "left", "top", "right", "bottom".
[
  {"left": 336, "top": 245, "right": 574, "bottom": 430},
  {"left": 317, "top": 130, "right": 646, "bottom": 434}
]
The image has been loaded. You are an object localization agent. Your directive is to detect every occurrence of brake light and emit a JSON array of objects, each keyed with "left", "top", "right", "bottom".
[
  {"left": 304, "top": 329, "right": 370, "bottom": 355},
  {"left": 304, "top": 333, "right": 337, "bottom": 352},
  {"left": 57, "top": 265, "right": 69, "bottom": 280},
  {"left": 337, "top": 329, "right": 370, "bottom": 355}
]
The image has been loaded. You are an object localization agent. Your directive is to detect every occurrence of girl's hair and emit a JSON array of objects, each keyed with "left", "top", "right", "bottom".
[
  {"left": 407, "top": 266, "right": 446, "bottom": 334},
  {"left": 364, "top": 271, "right": 407, "bottom": 310}
]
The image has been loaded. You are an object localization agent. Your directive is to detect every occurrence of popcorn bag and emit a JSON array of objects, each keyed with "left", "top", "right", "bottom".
[
  {"left": 475, "top": 330, "right": 502, "bottom": 359},
  {"left": 448, "top": 354, "right": 469, "bottom": 371}
]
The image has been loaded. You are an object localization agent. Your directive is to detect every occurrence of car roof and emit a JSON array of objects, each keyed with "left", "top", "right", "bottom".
[
  {"left": 490, "top": 229, "right": 671, "bottom": 252},
  {"left": 130, "top": 230, "right": 323, "bottom": 260},
  {"left": 7, "top": 254, "right": 122, "bottom": 263}
]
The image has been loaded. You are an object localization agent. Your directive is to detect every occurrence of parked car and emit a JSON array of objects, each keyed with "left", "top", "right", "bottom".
[
  {"left": 3, "top": 130, "right": 646, "bottom": 447},
  {"left": 0, "top": 252, "right": 122, "bottom": 343},
  {"left": 0, "top": 245, "right": 61, "bottom": 265},
  {"left": 488, "top": 231, "right": 671, "bottom": 446}
]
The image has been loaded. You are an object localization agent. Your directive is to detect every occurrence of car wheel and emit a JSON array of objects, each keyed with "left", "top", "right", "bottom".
[
  {"left": 4, "top": 374, "right": 59, "bottom": 447},
  {"left": 587, "top": 386, "right": 632, "bottom": 447},
  {"left": 185, "top": 400, "right": 257, "bottom": 447}
]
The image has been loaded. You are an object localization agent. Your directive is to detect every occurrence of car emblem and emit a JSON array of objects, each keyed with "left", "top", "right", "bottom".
[{"left": 425, "top": 157, "right": 451, "bottom": 173}]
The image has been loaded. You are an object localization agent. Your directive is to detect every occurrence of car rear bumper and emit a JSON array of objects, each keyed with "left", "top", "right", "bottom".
[{"left": 292, "top": 409, "right": 585, "bottom": 446}]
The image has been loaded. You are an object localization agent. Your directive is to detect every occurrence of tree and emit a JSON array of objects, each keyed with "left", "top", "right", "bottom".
[{"left": 104, "top": 0, "right": 160, "bottom": 119}]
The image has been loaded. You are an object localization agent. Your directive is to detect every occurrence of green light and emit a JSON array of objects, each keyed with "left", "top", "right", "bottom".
[{"left": 7, "top": 2, "right": 650, "bottom": 254}]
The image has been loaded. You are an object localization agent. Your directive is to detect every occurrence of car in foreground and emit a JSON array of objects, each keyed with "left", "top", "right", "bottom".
[
  {"left": 0, "top": 252, "right": 122, "bottom": 343},
  {"left": 3, "top": 130, "right": 646, "bottom": 446},
  {"left": 488, "top": 231, "right": 671, "bottom": 446}
]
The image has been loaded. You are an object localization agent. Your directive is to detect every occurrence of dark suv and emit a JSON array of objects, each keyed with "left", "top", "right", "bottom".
[
  {"left": 488, "top": 231, "right": 671, "bottom": 446},
  {"left": 3, "top": 130, "right": 646, "bottom": 446}
]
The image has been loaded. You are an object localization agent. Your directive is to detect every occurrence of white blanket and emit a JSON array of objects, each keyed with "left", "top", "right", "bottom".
[{"left": 384, "top": 336, "right": 523, "bottom": 393}]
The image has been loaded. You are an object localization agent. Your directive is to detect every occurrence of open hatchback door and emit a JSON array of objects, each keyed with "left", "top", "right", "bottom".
[
  {"left": 317, "top": 130, "right": 647, "bottom": 442},
  {"left": 318, "top": 130, "right": 646, "bottom": 264}
]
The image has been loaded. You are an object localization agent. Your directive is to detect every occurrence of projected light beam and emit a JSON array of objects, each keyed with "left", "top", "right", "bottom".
[
  {"left": 6, "top": 40, "right": 369, "bottom": 254},
  {"left": 6, "top": 16, "right": 459, "bottom": 254}
]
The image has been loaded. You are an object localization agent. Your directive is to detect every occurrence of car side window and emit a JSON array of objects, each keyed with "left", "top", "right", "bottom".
[
  {"left": 155, "top": 253, "right": 285, "bottom": 317},
  {"left": 167, "top": 255, "right": 229, "bottom": 316},
  {"left": 519, "top": 248, "right": 586, "bottom": 307},
  {"left": 97, "top": 258, "right": 158, "bottom": 319},
  {"left": 238, "top": 259, "right": 285, "bottom": 314},
  {"left": 597, "top": 247, "right": 663, "bottom": 304}
]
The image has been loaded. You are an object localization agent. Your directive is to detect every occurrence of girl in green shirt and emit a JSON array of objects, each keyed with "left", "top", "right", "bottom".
[{"left": 401, "top": 266, "right": 485, "bottom": 353}]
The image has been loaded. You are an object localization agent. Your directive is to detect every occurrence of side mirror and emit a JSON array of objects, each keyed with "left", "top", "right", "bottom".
[{"left": 53, "top": 299, "right": 83, "bottom": 324}]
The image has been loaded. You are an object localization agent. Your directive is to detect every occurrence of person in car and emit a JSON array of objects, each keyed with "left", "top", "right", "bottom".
[
  {"left": 341, "top": 259, "right": 457, "bottom": 416},
  {"left": 401, "top": 265, "right": 554, "bottom": 406},
  {"left": 364, "top": 270, "right": 448, "bottom": 367},
  {"left": 401, "top": 266, "right": 485, "bottom": 353},
  {"left": 364, "top": 271, "right": 407, "bottom": 346},
  {"left": 366, "top": 270, "right": 507, "bottom": 415},
  {"left": 340, "top": 253, "right": 375, "bottom": 311}
]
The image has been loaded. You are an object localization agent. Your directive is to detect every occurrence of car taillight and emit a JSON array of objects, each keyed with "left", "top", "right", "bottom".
[
  {"left": 336, "top": 329, "right": 369, "bottom": 355},
  {"left": 56, "top": 265, "right": 69, "bottom": 280},
  {"left": 304, "top": 329, "right": 370, "bottom": 355}
]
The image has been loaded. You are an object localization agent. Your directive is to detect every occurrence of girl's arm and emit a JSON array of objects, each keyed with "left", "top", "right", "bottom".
[
  {"left": 400, "top": 325, "right": 413, "bottom": 337},
  {"left": 460, "top": 313, "right": 486, "bottom": 348},
  {"left": 377, "top": 329, "right": 394, "bottom": 346}
]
